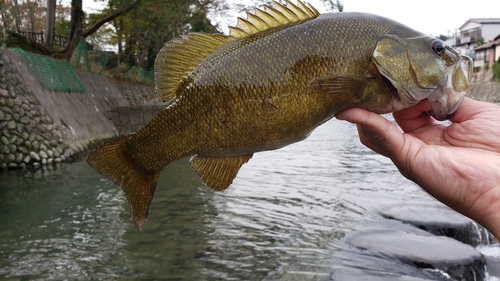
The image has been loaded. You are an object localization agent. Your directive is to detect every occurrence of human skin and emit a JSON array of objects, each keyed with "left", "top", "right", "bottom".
[{"left": 336, "top": 98, "right": 500, "bottom": 240}]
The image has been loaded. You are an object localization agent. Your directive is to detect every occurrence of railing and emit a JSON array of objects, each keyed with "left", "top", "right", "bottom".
[{"left": 17, "top": 31, "right": 68, "bottom": 47}]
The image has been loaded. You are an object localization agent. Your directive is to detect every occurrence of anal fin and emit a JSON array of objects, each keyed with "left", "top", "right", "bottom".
[{"left": 190, "top": 154, "right": 253, "bottom": 191}]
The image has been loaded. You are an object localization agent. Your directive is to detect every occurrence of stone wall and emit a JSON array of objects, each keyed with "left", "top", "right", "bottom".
[
  {"left": 0, "top": 48, "right": 166, "bottom": 170},
  {"left": 0, "top": 50, "right": 73, "bottom": 169},
  {"left": 467, "top": 82, "right": 500, "bottom": 103}
]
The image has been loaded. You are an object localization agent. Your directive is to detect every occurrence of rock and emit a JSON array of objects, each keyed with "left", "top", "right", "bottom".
[
  {"left": 6, "top": 97, "right": 14, "bottom": 107},
  {"left": 8, "top": 144, "right": 16, "bottom": 154},
  {"left": 47, "top": 158, "right": 53, "bottom": 165},
  {"left": 53, "top": 130, "right": 62, "bottom": 139},
  {"left": 8, "top": 85, "right": 15, "bottom": 98},
  {"left": 19, "top": 116, "right": 29, "bottom": 124},
  {"left": 344, "top": 229, "right": 485, "bottom": 281},
  {"left": 7, "top": 120, "right": 16, "bottom": 130},
  {"left": 21, "top": 132, "right": 29, "bottom": 140},
  {"left": 49, "top": 140, "right": 58, "bottom": 147},
  {"left": 41, "top": 158, "right": 46, "bottom": 165},
  {"left": 31, "top": 141, "right": 39, "bottom": 151},
  {"left": 1, "top": 136, "right": 8, "bottom": 145},
  {"left": 39, "top": 143, "right": 47, "bottom": 151},
  {"left": 15, "top": 153, "right": 22, "bottom": 163},
  {"left": 23, "top": 155, "right": 30, "bottom": 163},
  {"left": 0, "top": 88, "right": 8, "bottom": 97},
  {"left": 32, "top": 162, "right": 40, "bottom": 169},
  {"left": 9, "top": 135, "right": 17, "bottom": 144},
  {"left": 330, "top": 269, "right": 436, "bottom": 281},
  {"left": 6, "top": 154, "right": 15, "bottom": 162},
  {"left": 39, "top": 150, "right": 47, "bottom": 159},
  {"left": 8, "top": 163, "right": 17, "bottom": 168},
  {"left": 381, "top": 204, "right": 481, "bottom": 246},
  {"left": 16, "top": 123, "right": 24, "bottom": 133},
  {"left": 29, "top": 151, "right": 40, "bottom": 161},
  {"left": 0, "top": 145, "right": 9, "bottom": 154},
  {"left": 1, "top": 106, "right": 11, "bottom": 114},
  {"left": 46, "top": 149, "right": 53, "bottom": 158}
]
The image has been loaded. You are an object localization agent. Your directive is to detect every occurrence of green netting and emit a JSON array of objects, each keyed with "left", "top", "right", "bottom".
[
  {"left": 70, "top": 38, "right": 110, "bottom": 75},
  {"left": 70, "top": 37, "right": 90, "bottom": 71},
  {"left": 124, "top": 66, "right": 154, "bottom": 85},
  {"left": 13, "top": 48, "right": 85, "bottom": 93}
]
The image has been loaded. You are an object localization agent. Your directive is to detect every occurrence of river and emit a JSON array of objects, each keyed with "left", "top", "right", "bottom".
[{"left": 1, "top": 117, "right": 499, "bottom": 280}]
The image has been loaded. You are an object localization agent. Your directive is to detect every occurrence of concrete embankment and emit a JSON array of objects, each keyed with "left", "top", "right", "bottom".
[{"left": 0, "top": 48, "right": 164, "bottom": 169}]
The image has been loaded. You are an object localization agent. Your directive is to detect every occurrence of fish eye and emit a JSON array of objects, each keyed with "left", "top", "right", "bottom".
[{"left": 431, "top": 40, "right": 445, "bottom": 56}]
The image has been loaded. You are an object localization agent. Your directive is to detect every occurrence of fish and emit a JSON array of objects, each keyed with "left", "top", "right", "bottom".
[{"left": 87, "top": 0, "right": 472, "bottom": 229}]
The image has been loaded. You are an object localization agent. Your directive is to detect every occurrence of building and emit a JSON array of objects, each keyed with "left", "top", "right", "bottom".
[
  {"left": 450, "top": 18, "right": 500, "bottom": 70},
  {"left": 474, "top": 35, "right": 500, "bottom": 69}
]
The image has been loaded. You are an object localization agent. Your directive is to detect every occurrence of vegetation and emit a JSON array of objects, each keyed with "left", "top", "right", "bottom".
[
  {"left": 476, "top": 36, "right": 485, "bottom": 47},
  {"left": 0, "top": 0, "right": 343, "bottom": 78},
  {"left": 493, "top": 58, "right": 500, "bottom": 80}
]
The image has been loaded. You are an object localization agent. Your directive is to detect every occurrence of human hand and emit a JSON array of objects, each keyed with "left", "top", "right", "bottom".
[{"left": 335, "top": 98, "right": 500, "bottom": 240}]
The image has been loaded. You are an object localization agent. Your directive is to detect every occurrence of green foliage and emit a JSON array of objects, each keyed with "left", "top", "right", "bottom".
[
  {"left": 323, "top": 0, "right": 343, "bottom": 11},
  {"left": 84, "top": 0, "right": 219, "bottom": 71},
  {"left": 476, "top": 37, "right": 485, "bottom": 47},
  {"left": 437, "top": 34, "right": 449, "bottom": 41},
  {"left": 492, "top": 58, "right": 500, "bottom": 79}
]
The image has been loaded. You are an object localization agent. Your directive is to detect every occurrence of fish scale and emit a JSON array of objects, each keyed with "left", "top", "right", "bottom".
[{"left": 87, "top": 1, "right": 472, "bottom": 229}]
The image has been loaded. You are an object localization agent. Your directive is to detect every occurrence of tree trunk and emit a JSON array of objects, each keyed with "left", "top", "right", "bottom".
[
  {"left": 57, "top": 0, "right": 83, "bottom": 60},
  {"left": 45, "top": 0, "right": 56, "bottom": 48}
]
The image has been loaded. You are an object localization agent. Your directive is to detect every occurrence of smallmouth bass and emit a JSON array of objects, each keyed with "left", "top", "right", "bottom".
[{"left": 87, "top": 0, "right": 472, "bottom": 229}]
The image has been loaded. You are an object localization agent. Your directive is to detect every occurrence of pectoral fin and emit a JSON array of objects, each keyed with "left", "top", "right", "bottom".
[
  {"left": 310, "top": 74, "right": 396, "bottom": 114},
  {"left": 190, "top": 154, "right": 253, "bottom": 191},
  {"left": 310, "top": 74, "right": 376, "bottom": 100}
]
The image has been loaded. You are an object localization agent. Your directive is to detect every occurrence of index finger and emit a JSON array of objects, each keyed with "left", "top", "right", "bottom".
[{"left": 393, "top": 100, "right": 434, "bottom": 133}]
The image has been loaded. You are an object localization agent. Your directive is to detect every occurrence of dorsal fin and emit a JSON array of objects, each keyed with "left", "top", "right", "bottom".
[
  {"left": 155, "top": 33, "right": 234, "bottom": 101},
  {"left": 228, "top": 0, "right": 320, "bottom": 39},
  {"left": 154, "top": 0, "right": 319, "bottom": 101}
]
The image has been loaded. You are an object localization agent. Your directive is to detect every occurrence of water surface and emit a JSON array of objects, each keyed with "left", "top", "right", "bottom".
[{"left": 0, "top": 118, "right": 496, "bottom": 280}]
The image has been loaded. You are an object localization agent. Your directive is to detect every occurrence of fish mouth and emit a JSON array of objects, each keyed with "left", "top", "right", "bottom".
[
  {"left": 380, "top": 55, "right": 472, "bottom": 121},
  {"left": 425, "top": 55, "right": 472, "bottom": 121}
]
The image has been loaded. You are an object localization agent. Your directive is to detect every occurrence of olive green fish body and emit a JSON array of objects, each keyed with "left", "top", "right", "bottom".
[
  {"left": 131, "top": 13, "right": 416, "bottom": 167},
  {"left": 87, "top": 1, "right": 472, "bottom": 229}
]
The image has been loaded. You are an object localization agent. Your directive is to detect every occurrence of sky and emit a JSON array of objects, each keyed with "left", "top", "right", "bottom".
[
  {"left": 333, "top": 0, "right": 500, "bottom": 37},
  {"left": 81, "top": 0, "right": 500, "bottom": 38}
]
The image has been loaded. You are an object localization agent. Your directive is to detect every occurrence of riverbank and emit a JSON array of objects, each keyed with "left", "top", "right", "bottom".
[{"left": 0, "top": 48, "right": 164, "bottom": 169}]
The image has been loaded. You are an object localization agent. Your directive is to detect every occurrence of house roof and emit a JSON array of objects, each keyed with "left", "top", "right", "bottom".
[
  {"left": 459, "top": 18, "right": 500, "bottom": 30},
  {"left": 475, "top": 34, "right": 500, "bottom": 50}
]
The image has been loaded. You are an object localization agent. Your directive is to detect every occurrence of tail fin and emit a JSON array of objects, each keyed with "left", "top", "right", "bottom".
[{"left": 86, "top": 135, "right": 160, "bottom": 230}]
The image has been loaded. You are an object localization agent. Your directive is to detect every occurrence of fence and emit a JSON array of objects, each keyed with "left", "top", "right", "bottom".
[{"left": 18, "top": 31, "right": 68, "bottom": 47}]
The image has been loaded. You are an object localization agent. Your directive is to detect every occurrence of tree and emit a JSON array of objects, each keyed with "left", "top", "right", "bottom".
[{"left": 476, "top": 36, "right": 485, "bottom": 47}]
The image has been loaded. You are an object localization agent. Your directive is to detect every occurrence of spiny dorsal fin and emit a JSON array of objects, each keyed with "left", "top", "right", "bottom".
[
  {"left": 190, "top": 154, "right": 253, "bottom": 191},
  {"left": 228, "top": 0, "right": 320, "bottom": 39},
  {"left": 155, "top": 33, "right": 234, "bottom": 101}
]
